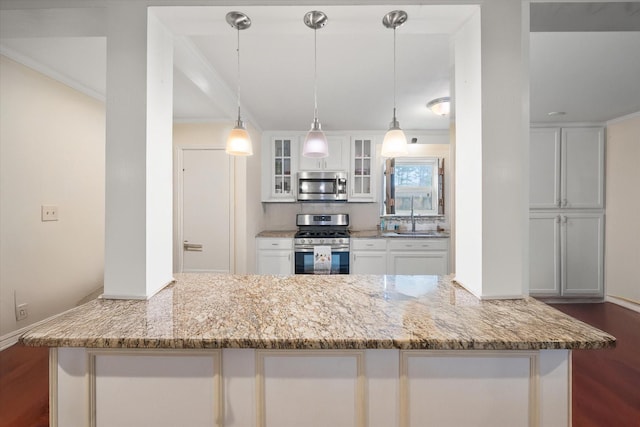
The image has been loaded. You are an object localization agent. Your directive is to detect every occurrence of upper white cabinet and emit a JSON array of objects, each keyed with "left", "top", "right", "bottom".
[
  {"left": 349, "top": 136, "right": 377, "bottom": 202},
  {"left": 562, "top": 127, "right": 605, "bottom": 209},
  {"left": 530, "top": 127, "right": 604, "bottom": 209},
  {"left": 298, "top": 136, "right": 349, "bottom": 171},
  {"left": 530, "top": 128, "right": 561, "bottom": 209},
  {"left": 262, "top": 136, "right": 297, "bottom": 202}
]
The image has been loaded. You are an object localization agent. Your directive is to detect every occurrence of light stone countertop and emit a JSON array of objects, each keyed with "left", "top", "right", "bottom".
[
  {"left": 256, "top": 230, "right": 297, "bottom": 238},
  {"left": 20, "top": 274, "right": 614, "bottom": 351},
  {"left": 350, "top": 229, "right": 450, "bottom": 238},
  {"left": 255, "top": 230, "right": 450, "bottom": 239}
]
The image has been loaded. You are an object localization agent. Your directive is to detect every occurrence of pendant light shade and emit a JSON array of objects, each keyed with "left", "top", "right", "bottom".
[
  {"left": 226, "top": 123, "right": 253, "bottom": 156},
  {"left": 225, "top": 11, "right": 253, "bottom": 156},
  {"left": 381, "top": 10, "right": 408, "bottom": 158},
  {"left": 302, "top": 11, "right": 329, "bottom": 158}
]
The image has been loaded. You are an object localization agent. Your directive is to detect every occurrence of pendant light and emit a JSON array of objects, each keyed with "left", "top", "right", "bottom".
[
  {"left": 225, "top": 11, "right": 253, "bottom": 156},
  {"left": 302, "top": 11, "right": 329, "bottom": 158},
  {"left": 381, "top": 10, "right": 409, "bottom": 158}
]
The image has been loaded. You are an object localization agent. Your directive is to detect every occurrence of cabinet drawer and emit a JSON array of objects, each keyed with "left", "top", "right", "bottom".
[
  {"left": 257, "top": 238, "right": 293, "bottom": 250},
  {"left": 351, "top": 239, "right": 387, "bottom": 251},
  {"left": 388, "top": 239, "right": 448, "bottom": 251}
]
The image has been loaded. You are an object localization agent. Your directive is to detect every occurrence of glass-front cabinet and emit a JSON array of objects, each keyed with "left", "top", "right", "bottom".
[
  {"left": 350, "top": 136, "right": 377, "bottom": 202},
  {"left": 262, "top": 136, "right": 297, "bottom": 202}
]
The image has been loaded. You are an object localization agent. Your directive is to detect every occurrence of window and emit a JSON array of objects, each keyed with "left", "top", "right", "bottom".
[{"left": 384, "top": 157, "right": 443, "bottom": 216}]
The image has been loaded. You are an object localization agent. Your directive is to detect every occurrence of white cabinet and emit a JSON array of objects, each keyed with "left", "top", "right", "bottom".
[
  {"left": 298, "top": 135, "right": 349, "bottom": 171},
  {"left": 562, "top": 127, "right": 605, "bottom": 209},
  {"left": 387, "top": 239, "right": 449, "bottom": 275},
  {"left": 351, "top": 239, "right": 387, "bottom": 274},
  {"left": 351, "top": 238, "right": 449, "bottom": 275},
  {"left": 256, "top": 238, "right": 293, "bottom": 275},
  {"left": 530, "top": 127, "right": 604, "bottom": 209},
  {"left": 349, "top": 136, "right": 377, "bottom": 202},
  {"left": 262, "top": 136, "right": 297, "bottom": 202},
  {"left": 529, "top": 213, "right": 604, "bottom": 297}
]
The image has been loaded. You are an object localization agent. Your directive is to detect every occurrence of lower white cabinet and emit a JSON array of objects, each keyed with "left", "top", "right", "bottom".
[
  {"left": 55, "top": 348, "right": 571, "bottom": 427},
  {"left": 529, "top": 213, "right": 604, "bottom": 297},
  {"left": 351, "top": 239, "right": 387, "bottom": 274},
  {"left": 256, "top": 238, "right": 293, "bottom": 275},
  {"left": 351, "top": 238, "right": 449, "bottom": 275},
  {"left": 387, "top": 239, "right": 449, "bottom": 275}
]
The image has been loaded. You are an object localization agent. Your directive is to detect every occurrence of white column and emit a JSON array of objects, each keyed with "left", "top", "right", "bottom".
[
  {"left": 454, "top": 0, "right": 530, "bottom": 299},
  {"left": 103, "top": 5, "right": 173, "bottom": 298}
]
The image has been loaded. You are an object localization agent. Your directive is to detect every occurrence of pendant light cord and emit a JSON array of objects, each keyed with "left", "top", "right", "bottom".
[
  {"left": 393, "top": 26, "right": 397, "bottom": 121},
  {"left": 313, "top": 27, "right": 319, "bottom": 121},
  {"left": 236, "top": 26, "right": 241, "bottom": 122}
]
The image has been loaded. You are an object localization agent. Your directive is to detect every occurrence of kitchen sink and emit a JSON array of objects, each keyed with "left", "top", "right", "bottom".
[{"left": 382, "top": 231, "right": 441, "bottom": 237}]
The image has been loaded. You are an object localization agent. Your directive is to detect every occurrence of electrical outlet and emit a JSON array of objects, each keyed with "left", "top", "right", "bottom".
[
  {"left": 16, "top": 303, "right": 28, "bottom": 321},
  {"left": 41, "top": 205, "right": 58, "bottom": 221}
]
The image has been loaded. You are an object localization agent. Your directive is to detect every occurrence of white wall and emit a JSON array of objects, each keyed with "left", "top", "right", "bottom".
[
  {"left": 605, "top": 113, "right": 640, "bottom": 305},
  {"left": 0, "top": 55, "right": 105, "bottom": 337}
]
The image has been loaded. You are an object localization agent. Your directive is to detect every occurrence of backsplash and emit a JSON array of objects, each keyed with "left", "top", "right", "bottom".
[{"left": 379, "top": 216, "right": 449, "bottom": 232}]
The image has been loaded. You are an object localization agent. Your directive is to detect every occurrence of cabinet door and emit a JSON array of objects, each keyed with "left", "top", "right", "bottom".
[
  {"left": 257, "top": 251, "right": 292, "bottom": 275},
  {"left": 529, "top": 214, "right": 561, "bottom": 295},
  {"left": 388, "top": 252, "right": 448, "bottom": 275},
  {"left": 350, "top": 137, "right": 376, "bottom": 202},
  {"left": 257, "top": 238, "right": 293, "bottom": 275},
  {"left": 298, "top": 136, "right": 348, "bottom": 171},
  {"left": 351, "top": 251, "right": 387, "bottom": 274},
  {"left": 529, "top": 128, "right": 561, "bottom": 209},
  {"left": 561, "top": 127, "right": 604, "bottom": 209},
  {"left": 262, "top": 137, "right": 296, "bottom": 202},
  {"left": 562, "top": 213, "right": 604, "bottom": 296}
]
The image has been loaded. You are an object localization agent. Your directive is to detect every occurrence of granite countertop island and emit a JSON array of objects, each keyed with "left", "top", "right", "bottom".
[
  {"left": 20, "top": 273, "right": 613, "bottom": 350},
  {"left": 25, "top": 274, "right": 615, "bottom": 426}
]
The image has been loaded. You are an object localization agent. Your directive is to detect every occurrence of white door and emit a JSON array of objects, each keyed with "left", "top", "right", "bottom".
[{"left": 180, "top": 148, "right": 233, "bottom": 273}]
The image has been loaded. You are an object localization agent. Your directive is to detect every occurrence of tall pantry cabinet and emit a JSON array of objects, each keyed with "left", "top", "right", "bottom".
[{"left": 529, "top": 127, "right": 605, "bottom": 297}]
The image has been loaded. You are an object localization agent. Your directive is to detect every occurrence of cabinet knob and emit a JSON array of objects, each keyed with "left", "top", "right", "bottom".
[{"left": 562, "top": 199, "right": 568, "bottom": 207}]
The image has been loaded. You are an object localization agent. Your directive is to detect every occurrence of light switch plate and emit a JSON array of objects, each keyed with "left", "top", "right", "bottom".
[{"left": 41, "top": 205, "right": 58, "bottom": 221}]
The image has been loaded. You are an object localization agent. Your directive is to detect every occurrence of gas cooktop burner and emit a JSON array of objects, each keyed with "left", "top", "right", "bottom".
[{"left": 294, "top": 229, "right": 350, "bottom": 239}]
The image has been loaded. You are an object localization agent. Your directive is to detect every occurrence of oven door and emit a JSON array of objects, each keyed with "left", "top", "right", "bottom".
[{"left": 294, "top": 248, "right": 350, "bottom": 274}]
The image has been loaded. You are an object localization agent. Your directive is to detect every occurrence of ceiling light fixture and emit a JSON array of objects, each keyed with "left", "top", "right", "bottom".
[
  {"left": 225, "top": 11, "right": 253, "bottom": 156},
  {"left": 427, "top": 97, "right": 451, "bottom": 116},
  {"left": 381, "top": 10, "right": 409, "bottom": 158},
  {"left": 302, "top": 10, "right": 329, "bottom": 158}
]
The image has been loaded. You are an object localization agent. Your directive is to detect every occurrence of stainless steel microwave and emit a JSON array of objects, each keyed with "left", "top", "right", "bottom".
[{"left": 297, "top": 171, "right": 348, "bottom": 202}]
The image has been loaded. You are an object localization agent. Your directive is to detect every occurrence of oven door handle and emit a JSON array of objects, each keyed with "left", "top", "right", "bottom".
[{"left": 294, "top": 246, "right": 350, "bottom": 253}]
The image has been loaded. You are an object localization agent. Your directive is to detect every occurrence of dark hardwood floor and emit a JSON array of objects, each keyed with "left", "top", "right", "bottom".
[
  {"left": 550, "top": 302, "right": 640, "bottom": 427},
  {"left": 0, "top": 302, "right": 638, "bottom": 427},
  {"left": 0, "top": 344, "right": 48, "bottom": 427}
]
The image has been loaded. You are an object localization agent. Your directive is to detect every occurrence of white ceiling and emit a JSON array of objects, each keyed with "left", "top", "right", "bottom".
[{"left": 1, "top": 3, "right": 639, "bottom": 132}]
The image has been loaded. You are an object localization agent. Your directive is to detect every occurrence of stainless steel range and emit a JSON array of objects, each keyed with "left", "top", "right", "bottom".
[{"left": 294, "top": 214, "right": 350, "bottom": 274}]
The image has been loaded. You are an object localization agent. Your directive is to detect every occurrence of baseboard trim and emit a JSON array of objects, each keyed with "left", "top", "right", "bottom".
[
  {"left": 0, "top": 316, "right": 56, "bottom": 351},
  {"left": 606, "top": 295, "right": 640, "bottom": 314}
]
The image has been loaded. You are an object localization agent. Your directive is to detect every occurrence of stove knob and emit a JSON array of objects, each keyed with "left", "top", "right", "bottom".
[{"left": 320, "top": 239, "right": 325, "bottom": 244}]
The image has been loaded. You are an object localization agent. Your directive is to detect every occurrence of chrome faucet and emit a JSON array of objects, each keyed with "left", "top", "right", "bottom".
[{"left": 410, "top": 196, "right": 416, "bottom": 232}]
